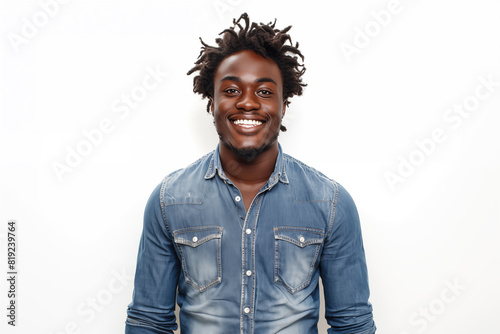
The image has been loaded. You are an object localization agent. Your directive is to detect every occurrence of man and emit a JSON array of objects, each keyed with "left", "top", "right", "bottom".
[{"left": 126, "top": 13, "right": 376, "bottom": 334}]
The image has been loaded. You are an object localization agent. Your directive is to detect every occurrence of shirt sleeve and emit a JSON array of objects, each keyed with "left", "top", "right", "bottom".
[
  {"left": 320, "top": 183, "right": 376, "bottom": 334},
  {"left": 125, "top": 182, "right": 181, "bottom": 334}
]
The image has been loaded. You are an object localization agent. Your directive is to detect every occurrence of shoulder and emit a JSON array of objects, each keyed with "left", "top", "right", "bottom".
[
  {"left": 282, "top": 154, "right": 360, "bottom": 233},
  {"left": 159, "top": 151, "right": 213, "bottom": 205},
  {"left": 282, "top": 153, "right": 357, "bottom": 209},
  {"left": 164, "top": 151, "right": 213, "bottom": 184},
  {"left": 283, "top": 153, "right": 333, "bottom": 182},
  {"left": 282, "top": 153, "right": 339, "bottom": 203}
]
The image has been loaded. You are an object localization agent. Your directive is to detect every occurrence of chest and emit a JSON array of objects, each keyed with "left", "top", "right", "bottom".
[{"left": 236, "top": 182, "right": 267, "bottom": 211}]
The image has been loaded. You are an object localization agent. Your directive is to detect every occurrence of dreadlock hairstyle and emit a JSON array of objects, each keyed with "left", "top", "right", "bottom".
[{"left": 187, "top": 13, "right": 306, "bottom": 132}]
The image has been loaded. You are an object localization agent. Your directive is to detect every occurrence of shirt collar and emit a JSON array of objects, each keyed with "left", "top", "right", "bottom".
[{"left": 204, "top": 143, "right": 289, "bottom": 185}]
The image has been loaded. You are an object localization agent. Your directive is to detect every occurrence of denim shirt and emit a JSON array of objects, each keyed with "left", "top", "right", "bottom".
[{"left": 126, "top": 144, "right": 376, "bottom": 334}]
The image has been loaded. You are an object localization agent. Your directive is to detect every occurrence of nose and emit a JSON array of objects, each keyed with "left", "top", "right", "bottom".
[{"left": 235, "top": 90, "right": 260, "bottom": 111}]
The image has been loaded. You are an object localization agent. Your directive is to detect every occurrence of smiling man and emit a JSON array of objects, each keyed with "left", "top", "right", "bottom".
[{"left": 126, "top": 13, "right": 376, "bottom": 334}]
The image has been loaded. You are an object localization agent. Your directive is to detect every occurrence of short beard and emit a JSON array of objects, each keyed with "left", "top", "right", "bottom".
[
  {"left": 226, "top": 144, "right": 268, "bottom": 163},
  {"left": 219, "top": 134, "right": 279, "bottom": 163}
]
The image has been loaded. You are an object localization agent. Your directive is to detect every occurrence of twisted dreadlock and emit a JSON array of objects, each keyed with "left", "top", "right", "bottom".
[{"left": 187, "top": 13, "right": 306, "bottom": 132}]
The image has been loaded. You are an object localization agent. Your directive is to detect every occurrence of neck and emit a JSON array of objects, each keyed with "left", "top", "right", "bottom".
[{"left": 219, "top": 142, "right": 279, "bottom": 185}]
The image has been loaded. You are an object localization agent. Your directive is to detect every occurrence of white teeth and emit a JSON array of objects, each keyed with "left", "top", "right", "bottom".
[{"left": 233, "top": 119, "right": 263, "bottom": 126}]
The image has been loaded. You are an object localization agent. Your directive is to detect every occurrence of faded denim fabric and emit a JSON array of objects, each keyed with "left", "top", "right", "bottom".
[{"left": 126, "top": 144, "right": 376, "bottom": 334}]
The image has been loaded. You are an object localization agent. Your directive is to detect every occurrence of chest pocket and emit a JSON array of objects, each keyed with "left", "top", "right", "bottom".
[
  {"left": 274, "top": 226, "right": 324, "bottom": 294},
  {"left": 173, "top": 226, "right": 222, "bottom": 292}
]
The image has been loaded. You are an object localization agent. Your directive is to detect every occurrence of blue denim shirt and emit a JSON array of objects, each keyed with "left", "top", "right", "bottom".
[{"left": 126, "top": 144, "right": 375, "bottom": 334}]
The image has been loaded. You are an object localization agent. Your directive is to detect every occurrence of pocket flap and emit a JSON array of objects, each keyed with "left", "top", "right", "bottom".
[
  {"left": 274, "top": 226, "right": 324, "bottom": 248},
  {"left": 174, "top": 226, "right": 222, "bottom": 248}
]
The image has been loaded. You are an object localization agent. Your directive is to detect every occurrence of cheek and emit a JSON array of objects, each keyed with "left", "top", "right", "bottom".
[
  {"left": 213, "top": 112, "right": 226, "bottom": 128},
  {"left": 213, "top": 105, "right": 230, "bottom": 129},
  {"left": 264, "top": 101, "right": 285, "bottom": 118},
  {"left": 213, "top": 98, "right": 232, "bottom": 115}
]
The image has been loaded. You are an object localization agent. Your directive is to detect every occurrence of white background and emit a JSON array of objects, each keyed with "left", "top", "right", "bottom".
[{"left": 1, "top": 0, "right": 499, "bottom": 333}]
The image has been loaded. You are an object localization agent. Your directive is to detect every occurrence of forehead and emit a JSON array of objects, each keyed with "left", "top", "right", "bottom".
[{"left": 214, "top": 50, "right": 283, "bottom": 87}]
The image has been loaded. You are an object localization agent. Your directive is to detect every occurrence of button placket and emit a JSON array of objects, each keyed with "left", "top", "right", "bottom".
[{"left": 240, "top": 195, "right": 262, "bottom": 331}]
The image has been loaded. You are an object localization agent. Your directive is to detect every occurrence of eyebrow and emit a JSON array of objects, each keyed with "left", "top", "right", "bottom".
[{"left": 220, "top": 75, "right": 278, "bottom": 86}]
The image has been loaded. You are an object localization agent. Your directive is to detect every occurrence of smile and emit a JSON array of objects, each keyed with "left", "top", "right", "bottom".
[{"left": 232, "top": 119, "right": 263, "bottom": 127}]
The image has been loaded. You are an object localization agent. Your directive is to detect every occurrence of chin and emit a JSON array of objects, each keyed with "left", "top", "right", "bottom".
[
  {"left": 222, "top": 140, "right": 271, "bottom": 162},
  {"left": 234, "top": 144, "right": 268, "bottom": 162}
]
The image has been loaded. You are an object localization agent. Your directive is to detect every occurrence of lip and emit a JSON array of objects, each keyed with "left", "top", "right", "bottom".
[
  {"left": 229, "top": 119, "right": 264, "bottom": 132},
  {"left": 227, "top": 113, "right": 267, "bottom": 132},
  {"left": 227, "top": 118, "right": 265, "bottom": 135}
]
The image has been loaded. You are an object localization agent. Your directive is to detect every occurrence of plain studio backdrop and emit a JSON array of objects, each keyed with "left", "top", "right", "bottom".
[{"left": 1, "top": 0, "right": 499, "bottom": 333}]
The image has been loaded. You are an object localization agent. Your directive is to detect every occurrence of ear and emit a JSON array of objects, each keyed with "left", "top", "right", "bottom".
[
  {"left": 209, "top": 97, "right": 214, "bottom": 115},
  {"left": 282, "top": 101, "right": 287, "bottom": 118}
]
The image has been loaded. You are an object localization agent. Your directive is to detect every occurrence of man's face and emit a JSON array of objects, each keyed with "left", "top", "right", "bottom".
[{"left": 211, "top": 50, "right": 286, "bottom": 162}]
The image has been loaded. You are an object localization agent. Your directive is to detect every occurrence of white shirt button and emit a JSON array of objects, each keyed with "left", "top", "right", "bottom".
[
  {"left": 299, "top": 236, "right": 305, "bottom": 243},
  {"left": 245, "top": 229, "right": 252, "bottom": 235},
  {"left": 192, "top": 236, "right": 198, "bottom": 242},
  {"left": 246, "top": 270, "right": 252, "bottom": 277},
  {"left": 235, "top": 196, "right": 241, "bottom": 202},
  {"left": 243, "top": 307, "right": 250, "bottom": 314}
]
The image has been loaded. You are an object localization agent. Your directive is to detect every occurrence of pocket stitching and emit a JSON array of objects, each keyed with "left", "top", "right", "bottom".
[
  {"left": 173, "top": 226, "right": 223, "bottom": 292},
  {"left": 174, "top": 233, "right": 221, "bottom": 247},
  {"left": 273, "top": 226, "right": 324, "bottom": 294},
  {"left": 274, "top": 234, "right": 323, "bottom": 248}
]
